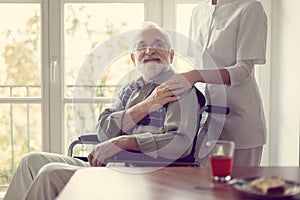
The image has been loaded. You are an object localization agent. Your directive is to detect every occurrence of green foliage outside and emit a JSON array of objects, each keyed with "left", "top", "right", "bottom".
[
  {"left": 0, "top": 11, "right": 41, "bottom": 192},
  {"left": 0, "top": 5, "right": 135, "bottom": 193}
]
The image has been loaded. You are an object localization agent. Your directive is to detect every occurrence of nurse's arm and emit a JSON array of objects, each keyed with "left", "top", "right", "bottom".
[{"left": 165, "top": 60, "right": 254, "bottom": 93}]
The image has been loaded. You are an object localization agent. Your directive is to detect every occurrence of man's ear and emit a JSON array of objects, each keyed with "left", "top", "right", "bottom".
[
  {"left": 130, "top": 53, "right": 136, "bottom": 66},
  {"left": 169, "top": 50, "right": 175, "bottom": 64}
]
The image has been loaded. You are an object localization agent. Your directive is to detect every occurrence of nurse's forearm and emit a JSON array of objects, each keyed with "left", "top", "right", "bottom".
[{"left": 187, "top": 68, "right": 231, "bottom": 85}]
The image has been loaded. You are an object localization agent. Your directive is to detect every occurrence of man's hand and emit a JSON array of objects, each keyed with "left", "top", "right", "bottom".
[
  {"left": 121, "top": 79, "right": 185, "bottom": 133},
  {"left": 87, "top": 136, "right": 140, "bottom": 167},
  {"left": 143, "top": 82, "right": 182, "bottom": 112},
  {"left": 87, "top": 138, "right": 122, "bottom": 167},
  {"left": 164, "top": 70, "right": 198, "bottom": 96}
]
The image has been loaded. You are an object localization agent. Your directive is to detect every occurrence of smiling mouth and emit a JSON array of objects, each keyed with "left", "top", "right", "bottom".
[{"left": 144, "top": 58, "right": 161, "bottom": 63}]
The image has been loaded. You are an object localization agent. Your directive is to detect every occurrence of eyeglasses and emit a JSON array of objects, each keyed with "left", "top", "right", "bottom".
[{"left": 133, "top": 40, "right": 170, "bottom": 52}]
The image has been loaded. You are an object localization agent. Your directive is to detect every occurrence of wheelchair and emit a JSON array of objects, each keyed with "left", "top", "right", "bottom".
[{"left": 68, "top": 88, "right": 229, "bottom": 167}]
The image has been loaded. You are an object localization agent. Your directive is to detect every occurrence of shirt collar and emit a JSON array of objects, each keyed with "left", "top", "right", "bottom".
[{"left": 203, "top": 0, "right": 237, "bottom": 6}]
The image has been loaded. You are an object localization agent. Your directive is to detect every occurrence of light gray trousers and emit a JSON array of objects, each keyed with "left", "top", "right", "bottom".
[{"left": 4, "top": 152, "right": 90, "bottom": 200}]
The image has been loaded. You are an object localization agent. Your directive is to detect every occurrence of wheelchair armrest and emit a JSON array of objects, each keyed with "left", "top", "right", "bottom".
[
  {"left": 67, "top": 133, "right": 100, "bottom": 157},
  {"left": 123, "top": 160, "right": 199, "bottom": 167},
  {"left": 202, "top": 105, "right": 230, "bottom": 115},
  {"left": 78, "top": 134, "right": 100, "bottom": 144},
  {"left": 104, "top": 150, "right": 198, "bottom": 167}
]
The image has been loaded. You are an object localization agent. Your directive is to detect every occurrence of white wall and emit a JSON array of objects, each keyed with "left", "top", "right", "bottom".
[
  {"left": 257, "top": 0, "right": 272, "bottom": 166},
  {"left": 268, "top": 0, "right": 300, "bottom": 166}
]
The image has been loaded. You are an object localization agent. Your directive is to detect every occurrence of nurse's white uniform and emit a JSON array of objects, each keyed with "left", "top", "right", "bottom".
[{"left": 190, "top": 0, "right": 267, "bottom": 166}]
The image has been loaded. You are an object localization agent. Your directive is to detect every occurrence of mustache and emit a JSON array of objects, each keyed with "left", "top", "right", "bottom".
[{"left": 142, "top": 55, "right": 161, "bottom": 63}]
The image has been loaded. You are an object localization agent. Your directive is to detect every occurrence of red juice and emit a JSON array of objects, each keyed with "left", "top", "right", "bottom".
[{"left": 210, "top": 155, "right": 232, "bottom": 177}]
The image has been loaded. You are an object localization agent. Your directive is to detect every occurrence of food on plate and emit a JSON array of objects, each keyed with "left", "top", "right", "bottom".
[{"left": 250, "top": 176, "right": 286, "bottom": 194}]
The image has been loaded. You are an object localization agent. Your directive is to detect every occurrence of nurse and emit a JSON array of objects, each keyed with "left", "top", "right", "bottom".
[{"left": 166, "top": 0, "right": 268, "bottom": 166}]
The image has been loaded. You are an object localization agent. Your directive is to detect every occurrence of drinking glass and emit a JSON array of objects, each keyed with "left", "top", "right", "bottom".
[{"left": 206, "top": 140, "right": 235, "bottom": 182}]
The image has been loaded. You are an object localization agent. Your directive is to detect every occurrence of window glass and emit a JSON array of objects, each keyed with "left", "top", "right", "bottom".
[
  {"left": 0, "top": 4, "right": 41, "bottom": 97},
  {"left": 64, "top": 3, "right": 144, "bottom": 151},
  {"left": 64, "top": 3, "right": 144, "bottom": 98},
  {"left": 173, "top": 3, "right": 198, "bottom": 73},
  {"left": 176, "top": 3, "right": 198, "bottom": 37},
  {"left": 0, "top": 4, "right": 42, "bottom": 193}
]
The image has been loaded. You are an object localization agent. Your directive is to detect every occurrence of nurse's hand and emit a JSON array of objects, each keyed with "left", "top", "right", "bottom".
[{"left": 164, "top": 70, "right": 199, "bottom": 96}]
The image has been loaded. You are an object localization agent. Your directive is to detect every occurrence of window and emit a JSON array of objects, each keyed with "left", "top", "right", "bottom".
[
  {"left": 0, "top": 0, "right": 146, "bottom": 193},
  {"left": 0, "top": 0, "right": 204, "bottom": 193},
  {"left": 0, "top": 2, "right": 42, "bottom": 194},
  {"left": 63, "top": 2, "right": 145, "bottom": 155}
]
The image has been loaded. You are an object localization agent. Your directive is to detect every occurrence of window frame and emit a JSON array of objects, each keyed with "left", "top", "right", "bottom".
[
  {"left": 0, "top": 0, "right": 273, "bottom": 163},
  {"left": 49, "top": 0, "right": 150, "bottom": 154}
]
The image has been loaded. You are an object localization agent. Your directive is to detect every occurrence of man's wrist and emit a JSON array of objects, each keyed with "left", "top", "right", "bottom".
[
  {"left": 116, "top": 135, "right": 139, "bottom": 151},
  {"left": 140, "top": 99, "right": 151, "bottom": 111}
]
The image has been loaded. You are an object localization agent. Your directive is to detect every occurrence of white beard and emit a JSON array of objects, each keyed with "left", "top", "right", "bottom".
[{"left": 137, "top": 62, "right": 170, "bottom": 81}]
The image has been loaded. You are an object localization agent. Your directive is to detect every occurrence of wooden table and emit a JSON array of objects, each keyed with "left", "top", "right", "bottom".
[{"left": 56, "top": 166, "right": 300, "bottom": 200}]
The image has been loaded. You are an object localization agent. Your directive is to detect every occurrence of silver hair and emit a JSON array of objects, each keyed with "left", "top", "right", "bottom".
[{"left": 133, "top": 21, "right": 172, "bottom": 48}]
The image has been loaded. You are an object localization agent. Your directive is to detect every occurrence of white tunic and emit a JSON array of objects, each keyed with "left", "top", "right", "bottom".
[{"left": 190, "top": 0, "right": 267, "bottom": 149}]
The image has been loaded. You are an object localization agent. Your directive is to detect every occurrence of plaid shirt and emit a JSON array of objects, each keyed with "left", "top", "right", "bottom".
[
  {"left": 118, "top": 76, "right": 167, "bottom": 134},
  {"left": 97, "top": 68, "right": 200, "bottom": 158}
]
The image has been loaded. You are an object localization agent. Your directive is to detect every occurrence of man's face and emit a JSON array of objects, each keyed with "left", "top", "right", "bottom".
[
  {"left": 131, "top": 28, "right": 174, "bottom": 80},
  {"left": 133, "top": 28, "right": 172, "bottom": 66}
]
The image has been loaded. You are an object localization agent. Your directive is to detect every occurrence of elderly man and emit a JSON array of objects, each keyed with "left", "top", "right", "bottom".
[{"left": 4, "top": 22, "right": 200, "bottom": 200}]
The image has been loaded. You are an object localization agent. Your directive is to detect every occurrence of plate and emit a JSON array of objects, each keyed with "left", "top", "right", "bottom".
[{"left": 233, "top": 177, "right": 300, "bottom": 199}]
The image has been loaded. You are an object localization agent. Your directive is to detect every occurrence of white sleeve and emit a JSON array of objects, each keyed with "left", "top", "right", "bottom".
[
  {"left": 236, "top": 1, "right": 267, "bottom": 64},
  {"left": 226, "top": 60, "right": 254, "bottom": 87}
]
